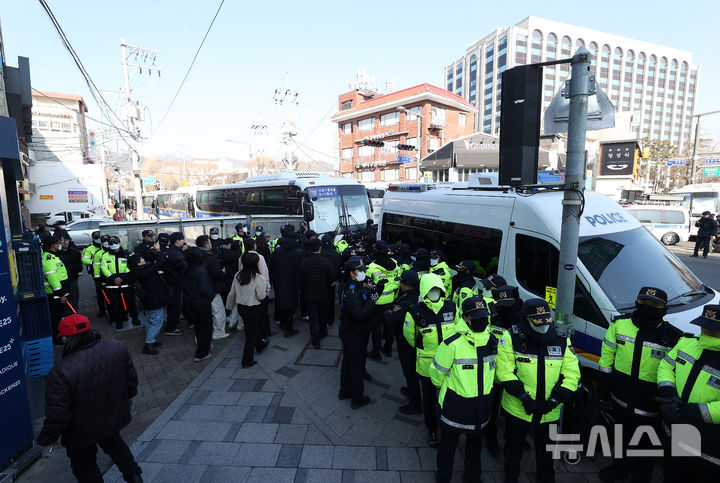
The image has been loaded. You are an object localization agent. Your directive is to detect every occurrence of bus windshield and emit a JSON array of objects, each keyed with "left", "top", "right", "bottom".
[
  {"left": 578, "top": 227, "right": 703, "bottom": 310},
  {"left": 309, "top": 184, "right": 371, "bottom": 233},
  {"left": 679, "top": 192, "right": 719, "bottom": 217}
]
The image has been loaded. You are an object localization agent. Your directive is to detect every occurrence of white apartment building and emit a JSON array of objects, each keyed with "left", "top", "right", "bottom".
[
  {"left": 445, "top": 16, "right": 700, "bottom": 153},
  {"left": 29, "top": 91, "right": 89, "bottom": 164}
]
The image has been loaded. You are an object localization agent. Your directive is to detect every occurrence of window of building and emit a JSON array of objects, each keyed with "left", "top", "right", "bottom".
[
  {"left": 381, "top": 140, "right": 399, "bottom": 154},
  {"left": 458, "top": 113, "right": 466, "bottom": 128},
  {"left": 380, "top": 168, "right": 399, "bottom": 181},
  {"left": 341, "top": 172, "right": 354, "bottom": 178},
  {"left": 358, "top": 118, "right": 374, "bottom": 131},
  {"left": 38, "top": 120, "right": 49, "bottom": 130},
  {"left": 50, "top": 122, "right": 61, "bottom": 131},
  {"left": 531, "top": 30, "right": 543, "bottom": 63},
  {"left": 404, "top": 167, "right": 417, "bottom": 180},
  {"left": 380, "top": 112, "right": 399, "bottom": 126},
  {"left": 61, "top": 122, "right": 71, "bottom": 132},
  {"left": 342, "top": 147, "right": 353, "bottom": 159},
  {"left": 432, "top": 169, "right": 449, "bottom": 182},
  {"left": 341, "top": 100, "right": 353, "bottom": 111},
  {"left": 469, "top": 55, "right": 478, "bottom": 105},
  {"left": 360, "top": 171, "right": 374, "bottom": 182},
  {"left": 431, "top": 106, "right": 446, "bottom": 126},
  {"left": 341, "top": 123, "right": 351, "bottom": 135},
  {"left": 358, "top": 145, "right": 374, "bottom": 157},
  {"left": 516, "top": 34, "right": 527, "bottom": 63},
  {"left": 404, "top": 136, "right": 420, "bottom": 149},
  {"left": 428, "top": 138, "right": 439, "bottom": 152},
  {"left": 405, "top": 106, "right": 422, "bottom": 122}
]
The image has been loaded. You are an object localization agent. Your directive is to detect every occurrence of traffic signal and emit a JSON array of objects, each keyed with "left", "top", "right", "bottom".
[
  {"left": 362, "top": 139, "right": 384, "bottom": 147},
  {"left": 397, "top": 144, "right": 416, "bottom": 151}
]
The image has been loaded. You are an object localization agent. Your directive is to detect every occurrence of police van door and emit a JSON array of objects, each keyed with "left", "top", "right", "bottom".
[{"left": 505, "top": 228, "right": 609, "bottom": 367}]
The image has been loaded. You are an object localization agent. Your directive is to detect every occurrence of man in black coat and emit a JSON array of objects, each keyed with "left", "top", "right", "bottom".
[
  {"left": 133, "top": 230, "right": 157, "bottom": 264},
  {"left": 163, "top": 232, "right": 188, "bottom": 335},
  {"left": 196, "top": 235, "right": 228, "bottom": 340},
  {"left": 298, "top": 238, "right": 335, "bottom": 348},
  {"left": 127, "top": 255, "right": 169, "bottom": 355},
  {"left": 209, "top": 227, "right": 223, "bottom": 254},
  {"left": 37, "top": 314, "right": 142, "bottom": 482},
  {"left": 692, "top": 210, "right": 719, "bottom": 258},
  {"left": 55, "top": 228, "right": 83, "bottom": 309},
  {"left": 320, "top": 234, "right": 342, "bottom": 326},
  {"left": 270, "top": 232, "right": 305, "bottom": 337}
]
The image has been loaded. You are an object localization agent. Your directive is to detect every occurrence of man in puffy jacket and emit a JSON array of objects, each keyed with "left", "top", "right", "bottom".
[
  {"left": 270, "top": 232, "right": 305, "bottom": 337},
  {"left": 37, "top": 314, "right": 143, "bottom": 482},
  {"left": 430, "top": 296, "right": 498, "bottom": 483},
  {"left": 692, "top": 211, "right": 718, "bottom": 258},
  {"left": 298, "top": 238, "right": 335, "bottom": 348},
  {"left": 403, "top": 273, "right": 457, "bottom": 447},
  {"left": 127, "top": 255, "right": 169, "bottom": 355},
  {"left": 196, "top": 235, "right": 228, "bottom": 341},
  {"left": 163, "top": 232, "right": 188, "bottom": 336}
]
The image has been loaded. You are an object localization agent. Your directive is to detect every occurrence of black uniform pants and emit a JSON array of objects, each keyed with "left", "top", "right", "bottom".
[
  {"left": 260, "top": 298, "right": 271, "bottom": 339},
  {"left": 504, "top": 414, "right": 554, "bottom": 483},
  {"left": 694, "top": 235, "right": 711, "bottom": 256},
  {"left": 238, "top": 304, "right": 264, "bottom": 365},
  {"left": 327, "top": 285, "right": 336, "bottom": 325},
  {"left": 65, "top": 432, "right": 141, "bottom": 483},
  {"left": 107, "top": 288, "right": 126, "bottom": 326},
  {"left": 610, "top": 401, "right": 658, "bottom": 483},
  {"left": 165, "top": 285, "right": 183, "bottom": 332},
  {"left": 484, "top": 384, "right": 502, "bottom": 444},
  {"left": 307, "top": 300, "right": 329, "bottom": 345},
  {"left": 340, "top": 331, "right": 368, "bottom": 403},
  {"left": 68, "top": 278, "right": 79, "bottom": 309},
  {"left": 381, "top": 303, "right": 397, "bottom": 353},
  {"left": 277, "top": 308, "right": 295, "bottom": 332},
  {"left": 418, "top": 374, "right": 438, "bottom": 434},
  {"left": 370, "top": 303, "right": 390, "bottom": 354},
  {"left": 397, "top": 332, "right": 421, "bottom": 409},
  {"left": 186, "top": 302, "right": 212, "bottom": 359},
  {"left": 93, "top": 278, "right": 105, "bottom": 311},
  {"left": 436, "top": 426, "right": 484, "bottom": 483}
]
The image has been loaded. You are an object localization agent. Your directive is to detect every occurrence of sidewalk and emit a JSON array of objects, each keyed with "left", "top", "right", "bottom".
[{"left": 102, "top": 318, "right": 623, "bottom": 483}]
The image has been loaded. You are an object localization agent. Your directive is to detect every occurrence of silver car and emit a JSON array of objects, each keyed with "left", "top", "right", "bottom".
[{"left": 64, "top": 218, "right": 109, "bottom": 247}]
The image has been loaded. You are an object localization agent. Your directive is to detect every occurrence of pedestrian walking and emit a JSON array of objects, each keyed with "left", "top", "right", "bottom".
[
  {"left": 163, "top": 232, "right": 188, "bottom": 336},
  {"left": 182, "top": 247, "right": 214, "bottom": 362},
  {"left": 226, "top": 252, "right": 268, "bottom": 368},
  {"left": 196, "top": 235, "right": 229, "bottom": 341},
  {"left": 127, "top": 255, "right": 168, "bottom": 355},
  {"left": 238, "top": 238, "right": 271, "bottom": 342},
  {"left": 270, "top": 231, "right": 305, "bottom": 337},
  {"left": 298, "top": 238, "right": 335, "bottom": 348},
  {"left": 36, "top": 314, "right": 143, "bottom": 482},
  {"left": 692, "top": 211, "right": 718, "bottom": 258}
]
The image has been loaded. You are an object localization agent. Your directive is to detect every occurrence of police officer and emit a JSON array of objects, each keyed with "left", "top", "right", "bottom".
[
  {"left": 253, "top": 225, "right": 265, "bottom": 241},
  {"left": 163, "top": 232, "right": 189, "bottom": 335},
  {"left": 133, "top": 229, "right": 157, "bottom": 263},
  {"left": 335, "top": 227, "right": 351, "bottom": 254},
  {"left": 656, "top": 304, "right": 720, "bottom": 479},
  {"left": 42, "top": 234, "right": 70, "bottom": 339},
  {"left": 101, "top": 236, "right": 140, "bottom": 329},
  {"left": 339, "top": 256, "right": 377, "bottom": 409},
  {"left": 383, "top": 270, "right": 422, "bottom": 415},
  {"left": 451, "top": 260, "right": 479, "bottom": 307},
  {"left": 232, "top": 222, "right": 248, "bottom": 252},
  {"left": 81, "top": 232, "right": 105, "bottom": 317},
  {"left": 496, "top": 299, "right": 580, "bottom": 483},
  {"left": 479, "top": 274, "right": 507, "bottom": 312},
  {"left": 396, "top": 243, "right": 413, "bottom": 271},
  {"left": 367, "top": 240, "right": 400, "bottom": 359},
  {"left": 429, "top": 250, "right": 452, "bottom": 297},
  {"left": 411, "top": 248, "right": 431, "bottom": 274},
  {"left": 598, "top": 287, "right": 682, "bottom": 482},
  {"left": 209, "top": 227, "right": 223, "bottom": 254},
  {"left": 430, "top": 296, "right": 498, "bottom": 483},
  {"left": 403, "top": 273, "right": 458, "bottom": 447},
  {"left": 92, "top": 235, "right": 111, "bottom": 317}
]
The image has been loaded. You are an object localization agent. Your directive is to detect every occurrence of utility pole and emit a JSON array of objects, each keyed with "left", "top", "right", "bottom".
[
  {"left": 689, "top": 109, "right": 720, "bottom": 184},
  {"left": 250, "top": 124, "right": 268, "bottom": 157},
  {"left": 555, "top": 47, "right": 592, "bottom": 336},
  {"left": 397, "top": 106, "right": 424, "bottom": 181},
  {"left": 274, "top": 73, "right": 298, "bottom": 170},
  {"left": 120, "top": 38, "right": 159, "bottom": 219}
]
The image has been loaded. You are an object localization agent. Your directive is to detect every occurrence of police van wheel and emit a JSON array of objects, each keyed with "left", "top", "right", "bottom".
[
  {"left": 661, "top": 232, "right": 679, "bottom": 246},
  {"left": 562, "top": 451, "right": 581, "bottom": 466}
]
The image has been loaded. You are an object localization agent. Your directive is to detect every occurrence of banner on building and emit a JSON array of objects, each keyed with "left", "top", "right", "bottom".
[{"left": 68, "top": 189, "right": 88, "bottom": 203}]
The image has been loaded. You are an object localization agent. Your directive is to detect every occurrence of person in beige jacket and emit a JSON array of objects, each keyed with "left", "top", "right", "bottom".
[{"left": 226, "top": 252, "right": 267, "bottom": 367}]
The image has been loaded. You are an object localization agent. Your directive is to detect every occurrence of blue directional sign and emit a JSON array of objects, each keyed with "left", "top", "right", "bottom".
[
  {"left": 705, "top": 157, "right": 720, "bottom": 165},
  {"left": 666, "top": 159, "right": 686, "bottom": 167},
  {"left": 396, "top": 156, "right": 413, "bottom": 164}
]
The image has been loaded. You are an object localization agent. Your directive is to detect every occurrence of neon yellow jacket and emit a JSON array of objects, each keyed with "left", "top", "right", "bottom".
[
  {"left": 367, "top": 260, "right": 400, "bottom": 305},
  {"left": 42, "top": 251, "right": 68, "bottom": 297}
]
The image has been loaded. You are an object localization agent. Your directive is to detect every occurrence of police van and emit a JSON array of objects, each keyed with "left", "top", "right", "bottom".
[{"left": 379, "top": 179, "right": 717, "bottom": 367}]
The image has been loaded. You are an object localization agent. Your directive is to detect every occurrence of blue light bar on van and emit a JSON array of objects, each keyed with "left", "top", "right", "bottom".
[{"left": 387, "top": 184, "right": 428, "bottom": 192}]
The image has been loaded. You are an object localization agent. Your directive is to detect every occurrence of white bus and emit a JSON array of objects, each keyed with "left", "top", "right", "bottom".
[
  {"left": 194, "top": 172, "right": 373, "bottom": 233},
  {"left": 670, "top": 183, "right": 720, "bottom": 236},
  {"left": 380, "top": 182, "right": 716, "bottom": 367}
]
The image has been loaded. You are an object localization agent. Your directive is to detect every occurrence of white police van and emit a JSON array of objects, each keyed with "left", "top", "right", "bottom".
[
  {"left": 379, "top": 180, "right": 717, "bottom": 367},
  {"left": 624, "top": 205, "right": 691, "bottom": 246}
]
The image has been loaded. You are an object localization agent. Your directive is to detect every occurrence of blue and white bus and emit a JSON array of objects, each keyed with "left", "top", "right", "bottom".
[
  {"left": 154, "top": 189, "right": 196, "bottom": 219},
  {"left": 194, "top": 172, "right": 373, "bottom": 233}
]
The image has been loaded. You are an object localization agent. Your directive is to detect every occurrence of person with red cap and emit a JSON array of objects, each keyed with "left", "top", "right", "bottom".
[{"left": 37, "top": 314, "right": 143, "bottom": 482}]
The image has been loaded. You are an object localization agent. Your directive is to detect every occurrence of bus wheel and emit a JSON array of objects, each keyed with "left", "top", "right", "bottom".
[{"left": 661, "top": 232, "right": 679, "bottom": 246}]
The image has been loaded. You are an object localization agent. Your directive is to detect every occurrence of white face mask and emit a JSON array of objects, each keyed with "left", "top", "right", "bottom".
[
  {"left": 242, "top": 227, "right": 248, "bottom": 233},
  {"left": 256, "top": 231, "right": 263, "bottom": 237},
  {"left": 110, "top": 243, "right": 120, "bottom": 250},
  {"left": 427, "top": 287, "right": 443, "bottom": 303},
  {"left": 355, "top": 271, "right": 366, "bottom": 282},
  {"left": 410, "top": 256, "right": 417, "bottom": 262},
  {"left": 102, "top": 242, "right": 109, "bottom": 248},
  {"left": 430, "top": 259, "right": 439, "bottom": 267},
  {"left": 529, "top": 322, "right": 550, "bottom": 334},
  {"left": 210, "top": 234, "right": 219, "bottom": 240}
]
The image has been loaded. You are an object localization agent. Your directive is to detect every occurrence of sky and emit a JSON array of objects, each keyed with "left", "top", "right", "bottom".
[{"left": 2, "top": 0, "right": 720, "bottom": 165}]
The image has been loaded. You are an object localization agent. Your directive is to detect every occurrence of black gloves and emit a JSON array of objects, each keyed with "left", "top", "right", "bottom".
[
  {"left": 539, "top": 398, "right": 559, "bottom": 415},
  {"left": 656, "top": 395, "right": 683, "bottom": 425},
  {"left": 375, "top": 279, "right": 387, "bottom": 294},
  {"left": 520, "top": 393, "right": 539, "bottom": 415}
]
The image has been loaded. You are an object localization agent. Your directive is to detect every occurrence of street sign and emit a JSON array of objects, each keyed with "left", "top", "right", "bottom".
[
  {"left": 705, "top": 157, "right": 720, "bottom": 165},
  {"left": 666, "top": 159, "right": 686, "bottom": 167},
  {"left": 396, "top": 155, "right": 413, "bottom": 164},
  {"left": 544, "top": 77, "right": 615, "bottom": 134},
  {"left": 141, "top": 176, "right": 157, "bottom": 185},
  {"left": 703, "top": 167, "right": 720, "bottom": 177}
]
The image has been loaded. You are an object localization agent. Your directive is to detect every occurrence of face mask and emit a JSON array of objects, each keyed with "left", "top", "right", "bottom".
[
  {"left": 529, "top": 322, "right": 550, "bottom": 334},
  {"left": 427, "top": 287, "right": 443, "bottom": 303},
  {"left": 93, "top": 239, "right": 101, "bottom": 247},
  {"left": 102, "top": 241, "right": 109, "bottom": 248},
  {"left": 411, "top": 256, "right": 416, "bottom": 262},
  {"left": 634, "top": 304, "right": 665, "bottom": 327},
  {"left": 210, "top": 234, "right": 219, "bottom": 240},
  {"left": 256, "top": 232, "right": 263, "bottom": 237},
  {"left": 355, "top": 271, "right": 366, "bottom": 282},
  {"left": 430, "top": 259, "right": 439, "bottom": 267},
  {"left": 110, "top": 243, "right": 120, "bottom": 250},
  {"left": 242, "top": 227, "right": 248, "bottom": 233}
]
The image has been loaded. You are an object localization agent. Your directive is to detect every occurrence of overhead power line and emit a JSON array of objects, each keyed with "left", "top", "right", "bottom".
[{"left": 152, "top": 0, "right": 225, "bottom": 137}]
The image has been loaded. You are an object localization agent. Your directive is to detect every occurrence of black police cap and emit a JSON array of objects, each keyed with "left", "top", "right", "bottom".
[
  {"left": 636, "top": 287, "right": 668, "bottom": 306},
  {"left": 691, "top": 304, "right": 720, "bottom": 330},
  {"left": 461, "top": 296, "right": 490, "bottom": 320}
]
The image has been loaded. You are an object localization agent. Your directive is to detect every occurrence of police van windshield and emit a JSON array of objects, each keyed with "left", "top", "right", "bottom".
[
  {"left": 309, "top": 184, "right": 371, "bottom": 234},
  {"left": 578, "top": 227, "right": 703, "bottom": 310}
]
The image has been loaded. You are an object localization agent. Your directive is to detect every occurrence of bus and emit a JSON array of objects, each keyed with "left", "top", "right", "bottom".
[
  {"left": 194, "top": 172, "right": 372, "bottom": 233},
  {"left": 142, "top": 194, "right": 157, "bottom": 218},
  {"left": 670, "top": 183, "right": 720, "bottom": 236},
  {"left": 154, "top": 188, "right": 196, "bottom": 219}
]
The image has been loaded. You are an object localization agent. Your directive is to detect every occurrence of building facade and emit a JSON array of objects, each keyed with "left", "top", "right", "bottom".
[
  {"left": 331, "top": 83, "right": 476, "bottom": 182},
  {"left": 445, "top": 16, "right": 700, "bottom": 153},
  {"left": 29, "top": 91, "right": 90, "bottom": 164}
]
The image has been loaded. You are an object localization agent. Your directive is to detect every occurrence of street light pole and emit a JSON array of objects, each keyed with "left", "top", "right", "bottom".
[
  {"left": 689, "top": 109, "right": 720, "bottom": 184},
  {"left": 398, "top": 106, "right": 425, "bottom": 181}
]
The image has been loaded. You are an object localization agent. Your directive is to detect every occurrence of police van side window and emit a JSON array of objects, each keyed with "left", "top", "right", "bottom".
[
  {"left": 664, "top": 210, "right": 685, "bottom": 224},
  {"left": 381, "top": 213, "right": 502, "bottom": 274}
]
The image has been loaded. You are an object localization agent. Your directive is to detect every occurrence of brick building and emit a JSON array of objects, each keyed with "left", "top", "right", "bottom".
[{"left": 331, "top": 83, "right": 476, "bottom": 182}]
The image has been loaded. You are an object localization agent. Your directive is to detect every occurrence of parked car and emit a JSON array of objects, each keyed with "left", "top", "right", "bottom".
[
  {"left": 624, "top": 205, "right": 691, "bottom": 245},
  {"left": 64, "top": 218, "right": 111, "bottom": 247}
]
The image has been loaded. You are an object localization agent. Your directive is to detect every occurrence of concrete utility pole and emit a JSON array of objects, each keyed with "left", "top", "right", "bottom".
[
  {"left": 555, "top": 47, "right": 592, "bottom": 336},
  {"left": 274, "top": 73, "right": 298, "bottom": 170},
  {"left": 689, "top": 109, "right": 720, "bottom": 184},
  {"left": 120, "top": 38, "right": 159, "bottom": 219},
  {"left": 397, "top": 106, "right": 424, "bottom": 181}
]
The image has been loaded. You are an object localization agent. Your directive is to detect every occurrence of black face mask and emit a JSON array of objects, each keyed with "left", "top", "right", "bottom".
[
  {"left": 469, "top": 317, "right": 489, "bottom": 332},
  {"left": 633, "top": 304, "right": 665, "bottom": 328}
]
